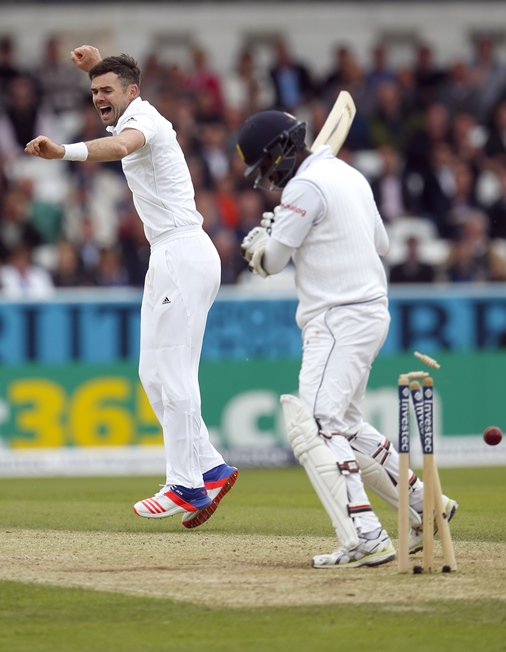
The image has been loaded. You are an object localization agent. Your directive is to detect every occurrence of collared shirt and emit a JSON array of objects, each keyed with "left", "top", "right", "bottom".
[
  {"left": 271, "top": 146, "right": 389, "bottom": 328},
  {"left": 107, "top": 97, "right": 202, "bottom": 244}
]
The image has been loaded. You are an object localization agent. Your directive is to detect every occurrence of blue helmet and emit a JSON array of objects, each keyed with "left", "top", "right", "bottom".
[{"left": 236, "top": 110, "right": 307, "bottom": 190}]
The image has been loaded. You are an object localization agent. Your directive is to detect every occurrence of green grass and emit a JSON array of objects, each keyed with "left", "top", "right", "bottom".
[
  {"left": 1, "top": 581, "right": 504, "bottom": 652},
  {"left": 0, "top": 467, "right": 505, "bottom": 651}
]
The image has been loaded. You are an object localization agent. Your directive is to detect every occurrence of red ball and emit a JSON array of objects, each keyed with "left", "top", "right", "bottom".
[{"left": 483, "top": 426, "right": 503, "bottom": 446}]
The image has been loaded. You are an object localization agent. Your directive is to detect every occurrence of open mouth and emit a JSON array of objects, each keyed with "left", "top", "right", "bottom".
[{"left": 98, "top": 105, "right": 113, "bottom": 119}]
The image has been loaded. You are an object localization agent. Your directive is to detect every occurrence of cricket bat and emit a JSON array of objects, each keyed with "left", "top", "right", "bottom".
[{"left": 310, "top": 90, "right": 356, "bottom": 155}]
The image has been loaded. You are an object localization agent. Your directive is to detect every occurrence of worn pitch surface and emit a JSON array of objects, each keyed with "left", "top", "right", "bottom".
[{"left": 1, "top": 530, "right": 503, "bottom": 608}]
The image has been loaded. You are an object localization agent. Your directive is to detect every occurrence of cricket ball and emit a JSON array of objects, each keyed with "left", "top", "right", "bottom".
[{"left": 483, "top": 426, "right": 503, "bottom": 446}]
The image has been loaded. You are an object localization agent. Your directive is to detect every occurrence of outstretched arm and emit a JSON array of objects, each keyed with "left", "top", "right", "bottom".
[
  {"left": 70, "top": 45, "right": 102, "bottom": 73},
  {"left": 25, "top": 128, "right": 146, "bottom": 162}
]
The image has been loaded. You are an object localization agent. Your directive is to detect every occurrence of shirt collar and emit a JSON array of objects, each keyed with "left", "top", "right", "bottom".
[
  {"left": 297, "top": 144, "right": 333, "bottom": 175},
  {"left": 106, "top": 96, "right": 143, "bottom": 134}
]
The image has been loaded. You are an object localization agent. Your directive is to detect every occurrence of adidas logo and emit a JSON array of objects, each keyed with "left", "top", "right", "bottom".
[{"left": 162, "top": 297, "right": 171, "bottom": 304}]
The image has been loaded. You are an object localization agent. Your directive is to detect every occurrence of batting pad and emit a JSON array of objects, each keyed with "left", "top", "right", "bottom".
[
  {"left": 280, "top": 394, "right": 359, "bottom": 550},
  {"left": 355, "top": 452, "right": 422, "bottom": 529}
]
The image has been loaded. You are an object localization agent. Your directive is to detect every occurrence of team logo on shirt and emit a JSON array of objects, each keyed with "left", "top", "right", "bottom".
[
  {"left": 280, "top": 202, "right": 307, "bottom": 217},
  {"left": 124, "top": 117, "right": 137, "bottom": 125}
]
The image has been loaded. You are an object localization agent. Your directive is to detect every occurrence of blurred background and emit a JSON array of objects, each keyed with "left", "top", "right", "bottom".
[{"left": 0, "top": 0, "right": 505, "bottom": 475}]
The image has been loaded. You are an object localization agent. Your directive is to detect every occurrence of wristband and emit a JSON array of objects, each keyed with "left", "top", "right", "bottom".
[{"left": 62, "top": 142, "right": 89, "bottom": 161}]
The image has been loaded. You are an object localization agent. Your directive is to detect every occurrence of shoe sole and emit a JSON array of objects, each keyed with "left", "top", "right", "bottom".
[
  {"left": 133, "top": 505, "right": 185, "bottom": 519},
  {"left": 182, "top": 469, "right": 238, "bottom": 529},
  {"left": 409, "top": 501, "right": 458, "bottom": 554},
  {"left": 312, "top": 549, "right": 396, "bottom": 569}
]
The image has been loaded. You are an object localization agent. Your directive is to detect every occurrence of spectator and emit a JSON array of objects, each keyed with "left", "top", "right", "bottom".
[
  {"left": 196, "top": 119, "right": 230, "bottom": 185},
  {"left": 64, "top": 158, "right": 127, "bottom": 248},
  {"left": 118, "top": 200, "right": 150, "bottom": 287},
  {"left": 74, "top": 215, "right": 101, "bottom": 279},
  {"left": 442, "top": 209, "right": 506, "bottom": 282},
  {"left": 35, "top": 35, "right": 89, "bottom": 119},
  {"left": 468, "top": 34, "right": 505, "bottom": 124},
  {"left": 235, "top": 187, "right": 271, "bottom": 242},
  {"left": 370, "top": 145, "right": 414, "bottom": 223},
  {"left": 405, "top": 102, "right": 451, "bottom": 176},
  {"left": 0, "top": 242, "right": 54, "bottom": 299},
  {"left": 222, "top": 48, "right": 274, "bottom": 114},
  {"left": 396, "top": 65, "right": 421, "bottom": 120},
  {"left": 484, "top": 99, "right": 506, "bottom": 167},
  {"left": 366, "top": 42, "right": 397, "bottom": 91},
  {"left": 389, "top": 236, "right": 437, "bottom": 284},
  {"left": 3, "top": 29, "right": 506, "bottom": 290},
  {"left": 443, "top": 161, "right": 484, "bottom": 238},
  {"left": 408, "top": 142, "right": 454, "bottom": 235},
  {"left": 185, "top": 46, "right": 225, "bottom": 120},
  {"left": 0, "top": 36, "right": 22, "bottom": 109},
  {"left": 93, "top": 246, "right": 128, "bottom": 287},
  {"left": 52, "top": 239, "right": 93, "bottom": 287},
  {"left": 18, "top": 175, "right": 64, "bottom": 245},
  {"left": 369, "top": 80, "right": 418, "bottom": 151},
  {"left": 412, "top": 43, "right": 447, "bottom": 109},
  {"left": 450, "top": 111, "right": 485, "bottom": 170},
  {"left": 269, "top": 36, "right": 315, "bottom": 111},
  {"left": 0, "top": 182, "right": 44, "bottom": 261},
  {"left": 0, "top": 74, "right": 58, "bottom": 160},
  {"left": 212, "top": 228, "right": 245, "bottom": 284},
  {"left": 195, "top": 188, "right": 223, "bottom": 238},
  {"left": 438, "top": 59, "right": 481, "bottom": 119},
  {"left": 319, "top": 44, "right": 356, "bottom": 105},
  {"left": 487, "top": 165, "right": 506, "bottom": 239},
  {"left": 214, "top": 174, "right": 240, "bottom": 230},
  {"left": 139, "top": 52, "right": 167, "bottom": 104}
]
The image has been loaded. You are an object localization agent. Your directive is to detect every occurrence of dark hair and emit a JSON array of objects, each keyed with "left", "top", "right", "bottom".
[{"left": 89, "top": 54, "right": 141, "bottom": 88}]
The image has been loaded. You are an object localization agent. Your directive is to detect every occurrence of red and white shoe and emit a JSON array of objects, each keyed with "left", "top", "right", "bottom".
[
  {"left": 133, "top": 484, "right": 211, "bottom": 519},
  {"left": 182, "top": 464, "right": 238, "bottom": 529}
]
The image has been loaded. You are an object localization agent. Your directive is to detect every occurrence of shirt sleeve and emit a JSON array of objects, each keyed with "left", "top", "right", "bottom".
[
  {"left": 270, "top": 178, "right": 326, "bottom": 249},
  {"left": 119, "top": 112, "right": 157, "bottom": 144},
  {"left": 263, "top": 238, "right": 294, "bottom": 275}
]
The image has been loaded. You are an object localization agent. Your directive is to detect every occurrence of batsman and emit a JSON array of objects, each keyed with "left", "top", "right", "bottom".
[{"left": 236, "top": 110, "right": 457, "bottom": 568}]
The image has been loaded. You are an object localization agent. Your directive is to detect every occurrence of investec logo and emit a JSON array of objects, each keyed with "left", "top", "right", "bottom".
[
  {"left": 423, "top": 388, "right": 433, "bottom": 453},
  {"left": 399, "top": 387, "right": 410, "bottom": 452},
  {"left": 412, "top": 389, "right": 423, "bottom": 422}
]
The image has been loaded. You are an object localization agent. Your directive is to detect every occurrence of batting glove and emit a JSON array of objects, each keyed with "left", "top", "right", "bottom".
[
  {"left": 240, "top": 226, "right": 269, "bottom": 263},
  {"left": 240, "top": 226, "right": 270, "bottom": 277},
  {"left": 260, "top": 206, "right": 280, "bottom": 233}
]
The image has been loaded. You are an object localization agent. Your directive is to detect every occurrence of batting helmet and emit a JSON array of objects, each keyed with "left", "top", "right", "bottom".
[{"left": 236, "top": 110, "right": 307, "bottom": 190}]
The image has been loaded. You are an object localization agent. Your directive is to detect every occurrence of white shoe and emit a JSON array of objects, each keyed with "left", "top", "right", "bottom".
[
  {"left": 312, "top": 529, "right": 396, "bottom": 569},
  {"left": 133, "top": 484, "right": 211, "bottom": 519},
  {"left": 409, "top": 497, "right": 458, "bottom": 554}
]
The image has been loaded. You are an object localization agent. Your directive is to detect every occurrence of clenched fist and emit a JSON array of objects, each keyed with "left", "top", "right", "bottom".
[
  {"left": 70, "top": 45, "right": 102, "bottom": 72},
  {"left": 25, "top": 136, "right": 64, "bottom": 160}
]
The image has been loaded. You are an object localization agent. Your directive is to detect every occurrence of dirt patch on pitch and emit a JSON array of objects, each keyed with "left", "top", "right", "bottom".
[{"left": 0, "top": 529, "right": 504, "bottom": 608}]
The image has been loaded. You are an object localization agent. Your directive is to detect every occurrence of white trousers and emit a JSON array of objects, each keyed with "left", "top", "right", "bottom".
[
  {"left": 299, "top": 297, "right": 390, "bottom": 534},
  {"left": 139, "top": 228, "right": 225, "bottom": 488}
]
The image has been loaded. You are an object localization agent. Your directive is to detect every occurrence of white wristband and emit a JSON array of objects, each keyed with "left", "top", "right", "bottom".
[{"left": 62, "top": 142, "right": 89, "bottom": 161}]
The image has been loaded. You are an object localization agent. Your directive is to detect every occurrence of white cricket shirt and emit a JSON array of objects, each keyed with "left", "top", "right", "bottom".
[
  {"left": 108, "top": 97, "right": 203, "bottom": 244},
  {"left": 270, "top": 146, "right": 389, "bottom": 329}
]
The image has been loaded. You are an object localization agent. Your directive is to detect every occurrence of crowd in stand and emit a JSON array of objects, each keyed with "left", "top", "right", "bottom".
[{"left": 1, "top": 32, "right": 506, "bottom": 297}]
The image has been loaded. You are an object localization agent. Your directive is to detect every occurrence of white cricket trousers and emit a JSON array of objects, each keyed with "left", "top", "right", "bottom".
[
  {"left": 299, "top": 297, "right": 390, "bottom": 535},
  {"left": 139, "top": 227, "right": 225, "bottom": 488}
]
